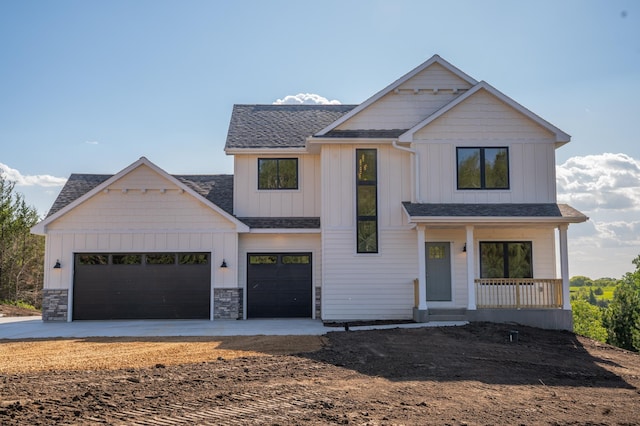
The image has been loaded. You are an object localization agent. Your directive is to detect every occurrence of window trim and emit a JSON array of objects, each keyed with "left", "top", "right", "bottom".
[
  {"left": 456, "top": 147, "right": 510, "bottom": 190},
  {"left": 479, "top": 241, "right": 533, "bottom": 279},
  {"left": 257, "top": 158, "right": 299, "bottom": 190},
  {"left": 356, "top": 148, "right": 378, "bottom": 254}
]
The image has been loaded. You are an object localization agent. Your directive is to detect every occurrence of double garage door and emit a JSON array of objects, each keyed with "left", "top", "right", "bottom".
[{"left": 73, "top": 252, "right": 210, "bottom": 320}]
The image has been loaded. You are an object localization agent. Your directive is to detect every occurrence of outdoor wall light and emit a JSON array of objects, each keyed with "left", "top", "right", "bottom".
[
  {"left": 53, "top": 260, "right": 61, "bottom": 269},
  {"left": 220, "top": 259, "right": 228, "bottom": 268},
  {"left": 462, "top": 243, "right": 467, "bottom": 253}
]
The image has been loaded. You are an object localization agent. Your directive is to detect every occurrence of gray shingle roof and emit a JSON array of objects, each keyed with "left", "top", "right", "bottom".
[
  {"left": 402, "top": 202, "right": 588, "bottom": 220},
  {"left": 322, "top": 129, "right": 408, "bottom": 138},
  {"left": 225, "top": 104, "right": 357, "bottom": 149},
  {"left": 238, "top": 217, "right": 320, "bottom": 229},
  {"left": 47, "top": 174, "right": 234, "bottom": 218}
]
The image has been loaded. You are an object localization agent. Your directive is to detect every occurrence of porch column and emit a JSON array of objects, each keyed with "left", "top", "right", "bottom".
[
  {"left": 413, "top": 225, "right": 429, "bottom": 322},
  {"left": 466, "top": 225, "right": 476, "bottom": 310},
  {"left": 558, "top": 224, "right": 571, "bottom": 310},
  {"left": 416, "top": 225, "right": 428, "bottom": 312}
]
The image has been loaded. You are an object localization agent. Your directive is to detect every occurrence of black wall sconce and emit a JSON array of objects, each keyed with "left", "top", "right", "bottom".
[
  {"left": 220, "top": 259, "right": 228, "bottom": 268},
  {"left": 53, "top": 260, "right": 61, "bottom": 269},
  {"left": 462, "top": 243, "right": 467, "bottom": 253}
]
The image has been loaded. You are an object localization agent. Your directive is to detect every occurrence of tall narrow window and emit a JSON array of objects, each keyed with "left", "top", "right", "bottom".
[
  {"left": 258, "top": 158, "right": 298, "bottom": 189},
  {"left": 356, "top": 149, "right": 378, "bottom": 253},
  {"left": 457, "top": 147, "right": 509, "bottom": 189}
]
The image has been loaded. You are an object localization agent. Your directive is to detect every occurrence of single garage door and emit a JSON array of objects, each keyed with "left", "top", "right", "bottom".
[
  {"left": 247, "top": 253, "right": 312, "bottom": 318},
  {"left": 73, "top": 252, "right": 210, "bottom": 320}
]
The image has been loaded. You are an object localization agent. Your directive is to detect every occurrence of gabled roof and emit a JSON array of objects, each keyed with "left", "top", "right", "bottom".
[
  {"left": 315, "top": 55, "right": 478, "bottom": 136},
  {"left": 32, "top": 157, "right": 249, "bottom": 234},
  {"left": 224, "top": 104, "right": 356, "bottom": 151},
  {"left": 402, "top": 202, "right": 588, "bottom": 224},
  {"left": 398, "top": 81, "right": 571, "bottom": 145}
]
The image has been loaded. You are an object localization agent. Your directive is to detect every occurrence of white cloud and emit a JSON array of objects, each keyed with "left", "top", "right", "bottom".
[
  {"left": 0, "top": 163, "right": 67, "bottom": 187},
  {"left": 273, "top": 93, "right": 342, "bottom": 105},
  {"left": 557, "top": 153, "right": 640, "bottom": 212},
  {"left": 85, "top": 140, "right": 99, "bottom": 145}
]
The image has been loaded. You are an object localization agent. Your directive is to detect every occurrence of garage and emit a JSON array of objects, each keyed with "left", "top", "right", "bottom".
[
  {"left": 247, "top": 253, "right": 312, "bottom": 318},
  {"left": 73, "top": 252, "right": 211, "bottom": 320}
]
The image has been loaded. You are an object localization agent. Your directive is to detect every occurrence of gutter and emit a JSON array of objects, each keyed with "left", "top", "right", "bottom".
[{"left": 391, "top": 140, "right": 420, "bottom": 203}]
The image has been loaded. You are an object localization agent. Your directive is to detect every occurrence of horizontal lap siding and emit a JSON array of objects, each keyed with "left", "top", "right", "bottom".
[{"left": 321, "top": 229, "right": 416, "bottom": 320}]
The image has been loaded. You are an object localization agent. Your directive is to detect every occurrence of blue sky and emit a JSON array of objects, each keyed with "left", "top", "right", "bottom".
[{"left": 0, "top": 0, "right": 638, "bottom": 279}]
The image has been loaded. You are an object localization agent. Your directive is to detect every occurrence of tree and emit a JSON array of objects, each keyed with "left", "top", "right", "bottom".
[
  {"left": 604, "top": 255, "right": 640, "bottom": 351},
  {"left": 0, "top": 175, "right": 44, "bottom": 307},
  {"left": 572, "top": 299, "right": 607, "bottom": 343},
  {"left": 570, "top": 276, "right": 594, "bottom": 287}
]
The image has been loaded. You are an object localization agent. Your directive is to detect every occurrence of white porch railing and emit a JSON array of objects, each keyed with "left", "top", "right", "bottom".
[{"left": 475, "top": 278, "right": 563, "bottom": 309}]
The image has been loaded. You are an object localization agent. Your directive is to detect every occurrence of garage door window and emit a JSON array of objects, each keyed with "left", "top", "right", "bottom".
[
  {"left": 78, "top": 254, "right": 108, "bottom": 265},
  {"left": 179, "top": 253, "right": 209, "bottom": 265},
  {"left": 249, "top": 255, "right": 278, "bottom": 264},
  {"left": 146, "top": 253, "right": 176, "bottom": 265},
  {"left": 112, "top": 254, "right": 142, "bottom": 265},
  {"left": 282, "top": 255, "right": 310, "bottom": 264}
]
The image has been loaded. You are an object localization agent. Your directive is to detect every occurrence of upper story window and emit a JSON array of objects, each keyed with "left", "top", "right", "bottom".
[
  {"left": 356, "top": 149, "right": 378, "bottom": 253},
  {"left": 457, "top": 147, "right": 509, "bottom": 190},
  {"left": 258, "top": 158, "right": 298, "bottom": 190},
  {"left": 480, "top": 241, "right": 532, "bottom": 278}
]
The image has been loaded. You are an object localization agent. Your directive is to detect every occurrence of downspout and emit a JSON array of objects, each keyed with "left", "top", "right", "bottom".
[{"left": 392, "top": 140, "right": 420, "bottom": 203}]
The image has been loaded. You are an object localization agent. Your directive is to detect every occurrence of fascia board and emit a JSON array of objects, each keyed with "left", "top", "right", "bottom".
[
  {"left": 248, "top": 228, "right": 321, "bottom": 234},
  {"left": 315, "top": 55, "right": 478, "bottom": 136},
  {"left": 306, "top": 136, "right": 396, "bottom": 145},
  {"left": 406, "top": 216, "right": 588, "bottom": 224},
  {"left": 225, "top": 148, "right": 309, "bottom": 155}
]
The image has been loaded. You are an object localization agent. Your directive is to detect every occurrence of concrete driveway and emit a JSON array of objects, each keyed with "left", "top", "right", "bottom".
[{"left": 0, "top": 316, "right": 467, "bottom": 339}]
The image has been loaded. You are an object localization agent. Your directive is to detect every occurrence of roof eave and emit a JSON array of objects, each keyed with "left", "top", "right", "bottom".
[{"left": 405, "top": 216, "right": 588, "bottom": 224}]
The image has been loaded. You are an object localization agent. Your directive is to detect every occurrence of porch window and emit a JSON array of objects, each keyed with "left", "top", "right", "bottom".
[
  {"left": 356, "top": 149, "right": 378, "bottom": 253},
  {"left": 457, "top": 147, "right": 509, "bottom": 189},
  {"left": 480, "top": 242, "right": 532, "bottom": 278},
  {"left": 258, "top": 158, "right": 298, "bottom": 189}
]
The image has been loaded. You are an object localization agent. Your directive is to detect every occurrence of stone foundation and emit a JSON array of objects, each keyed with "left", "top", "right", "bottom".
[
  {"left": 42, "top": 289, "right": 69, "bottom": 321},
  {"left": 214, "top": 288, "right": 243, "bottom": 319},
  {"left": 315, "top": 286, "right": 321, "bottom": 319}
]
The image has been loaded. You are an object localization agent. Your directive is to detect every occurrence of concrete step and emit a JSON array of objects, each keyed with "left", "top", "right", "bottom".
[{"left": 428, "top": 309, "right": 467, "bottom": 322}]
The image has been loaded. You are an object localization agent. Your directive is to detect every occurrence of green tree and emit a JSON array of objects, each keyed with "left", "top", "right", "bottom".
[
  {"left": 0, "top": 176, "right": 44, "bottom": 307},
  {"left": 572, "top": 299, "right": 607, "bottom": 343},
  {"left": 570, "top": 275, "right": 594, "bottom": 287},
  {"left": 604, "top": 255, "right": 640, "bottom": 351}
]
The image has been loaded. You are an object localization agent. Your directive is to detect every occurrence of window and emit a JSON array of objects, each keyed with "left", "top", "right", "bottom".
[
  {"left": 78, "top": 254, "right": 108, "bottom": 265},
  {"left": 480, "top": 242, "right": 532, "bottom": 278},
  {"left": 356, "top": 149, "right": 378, "bottom": 253},
  {"left": 178, "top": 253, "right": 209, "bottom": 265},
  {"left": 457, "top": 147, "right": 509, "bottom": 189},
  {"left": 258, "top": 158, "right": 298, "bottom": 189},
  {"left": 249, "top": 255, "right": 278, "bottom": 265},
  {"left": 146, "top": 253, "right": 176, "bottom": 265},
  {"left": 112, "top": 254, "right": 142, "bottom": 265},
  {"left": 282, "top": 255, "right": 310, "bottom": 264}
]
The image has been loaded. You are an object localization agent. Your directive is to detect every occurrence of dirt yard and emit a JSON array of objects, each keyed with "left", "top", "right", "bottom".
[{"left": 1, "top": 322, "right": 639, "bottom": 425}]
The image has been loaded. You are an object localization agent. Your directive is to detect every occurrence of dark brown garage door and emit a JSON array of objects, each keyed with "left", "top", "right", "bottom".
[
  {"left": 247, "top": 253, "right": 312, "bottom": 318},
  {"left": 73, "top": 253, "right": 210, "bottom": 320}
]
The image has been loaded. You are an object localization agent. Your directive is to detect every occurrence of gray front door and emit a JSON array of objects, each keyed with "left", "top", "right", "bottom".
[{"left": 425, "top": 242, "right": 452, "bottom": 301}]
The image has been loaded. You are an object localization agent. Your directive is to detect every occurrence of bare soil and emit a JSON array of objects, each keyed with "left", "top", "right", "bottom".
[
  {"left": 0, "top": 304, "right": 40, "bottom": 317},
  {"left": 1, "top": 322, "right": 639, "bottom": 425}
]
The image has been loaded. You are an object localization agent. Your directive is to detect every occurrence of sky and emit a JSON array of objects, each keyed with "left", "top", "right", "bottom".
[{"left": 0, "top": 0, "right": 638, "bottom": 280}]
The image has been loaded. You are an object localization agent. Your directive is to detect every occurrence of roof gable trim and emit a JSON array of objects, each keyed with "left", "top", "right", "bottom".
[
  {"left": 32, "top": 157, "right": 249, "bottom": 234},
  {"left": 315, "top": 55, "right": 478, "bottom": 136}
]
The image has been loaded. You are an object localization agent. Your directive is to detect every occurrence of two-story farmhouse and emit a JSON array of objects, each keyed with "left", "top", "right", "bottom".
[{"left": 32, "top": 55, "right": 587, "bottom": 330}]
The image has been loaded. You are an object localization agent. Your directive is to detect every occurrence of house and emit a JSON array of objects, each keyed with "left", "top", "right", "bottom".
[{"left": 32, "top": 55, "right": 587, "bottom": 330}]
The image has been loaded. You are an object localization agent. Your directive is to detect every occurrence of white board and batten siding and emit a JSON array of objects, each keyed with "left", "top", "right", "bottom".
[
  {"left": 414, "top": 90, "right": 558, "bottom": 204},
  {"left": 321, "top": 144, "right": 416, "bottom": 320},
  {"left": 233, "top": 154, "right": 321, "bottom": 217},
  {"left": 43, "top": 165, "right": 239, "bottom": 291}
]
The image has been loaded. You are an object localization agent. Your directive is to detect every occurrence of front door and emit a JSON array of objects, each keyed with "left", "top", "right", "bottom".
[{"left": 425, "top": 242, "right": 452, "bottom": 301}]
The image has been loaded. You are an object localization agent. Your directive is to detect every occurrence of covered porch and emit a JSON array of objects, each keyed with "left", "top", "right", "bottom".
[{"left": 402, "top": 202, "right": 588, "bottom": 330}]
